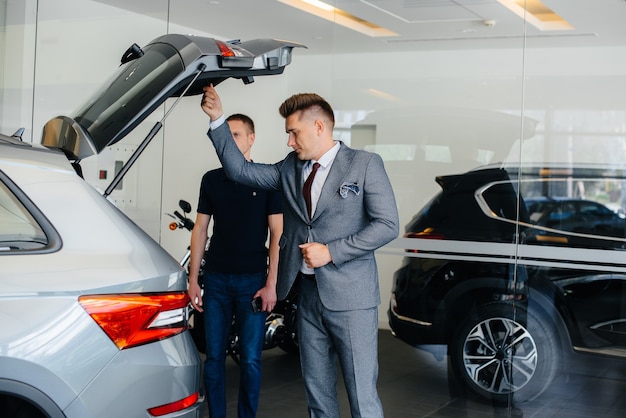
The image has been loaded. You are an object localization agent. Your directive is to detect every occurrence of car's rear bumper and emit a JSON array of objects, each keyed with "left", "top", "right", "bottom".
[
  {"left": 63, "top": 332, "right": 203, "bottom": 418},
  {"left": 388, "top": 298, "right": 446, "bottom": 346}
]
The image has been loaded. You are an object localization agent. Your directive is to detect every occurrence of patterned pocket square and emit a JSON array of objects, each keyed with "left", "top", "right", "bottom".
[{"left": 339, "top": 182, "right": 360, "bottom": 198}]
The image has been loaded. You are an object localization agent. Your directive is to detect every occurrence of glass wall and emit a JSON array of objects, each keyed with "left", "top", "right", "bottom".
[
  {"left": 1, "top": 0, "right": 175, "bottom": 236},
  {"left": 2, "top": 0, "right": 626, "bottom": 416},
  {"left": 1, "top": 0, "right": 36, "bottom": 139}
]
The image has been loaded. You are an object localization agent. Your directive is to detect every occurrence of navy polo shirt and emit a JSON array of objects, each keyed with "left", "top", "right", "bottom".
[{"left": 197, "top": 168, "right": 282, "bottom": 274}]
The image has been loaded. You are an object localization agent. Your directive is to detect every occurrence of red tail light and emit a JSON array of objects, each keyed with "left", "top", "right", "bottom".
[
  {"left": 148, "top": 392, "right": 199, "bottom": 416},
  {"left": 404, "top": 228, "right": 445, "bottom": 240},
  {"left": 79, "top": 292, "right": 190, "bottom": 350},
  {"left": 404, "top": 229, "right": 445, "bottom": 252},
  {"left": 215, "top": 40, "right": 236, "bottom": 57}
]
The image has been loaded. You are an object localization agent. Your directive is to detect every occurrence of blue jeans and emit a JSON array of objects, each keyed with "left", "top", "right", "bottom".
[{"left": 202, "top": 271, "right": 267, "bottom": 418}]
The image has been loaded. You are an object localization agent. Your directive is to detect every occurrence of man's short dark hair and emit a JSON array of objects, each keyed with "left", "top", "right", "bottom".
[
  {"left": 227, "top": 113, "right": 255, "bottom": 134},
  {"left": 278, "top": 93, "right": 335, "bottom": 126}
]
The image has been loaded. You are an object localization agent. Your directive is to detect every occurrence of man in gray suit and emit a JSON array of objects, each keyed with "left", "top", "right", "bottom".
[{"left": 201, "top": 85, "right": 399, "bottom": 418}]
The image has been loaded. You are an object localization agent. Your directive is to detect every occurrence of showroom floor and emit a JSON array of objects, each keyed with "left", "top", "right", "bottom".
[{"left": 203, "top": 330, "right": 626, "bottom": 418}]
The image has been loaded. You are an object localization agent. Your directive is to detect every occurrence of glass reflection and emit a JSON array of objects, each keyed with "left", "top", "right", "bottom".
[{"left": 3, "top": 0, "right": 626, "bottom": 416}]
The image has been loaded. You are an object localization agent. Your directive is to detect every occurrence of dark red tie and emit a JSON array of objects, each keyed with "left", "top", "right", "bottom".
[{"left": 303, "top": 162, "right": 320, "bottom": 218}]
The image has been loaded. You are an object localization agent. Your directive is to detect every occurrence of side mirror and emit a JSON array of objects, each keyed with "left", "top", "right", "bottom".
[{"left": 179, "top": 200, "right": 192, "bottom": 214}]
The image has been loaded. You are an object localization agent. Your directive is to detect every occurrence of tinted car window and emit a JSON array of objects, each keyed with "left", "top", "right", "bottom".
[
  {"left": 406, "top": 168, "right": 525, "bottom": 243},
  {"left": 0, "top": 179, "right": 47, "bottom": 251},
  {"left": 72, "top": 42, "right": 184, "bottom": 151},
  {"left": 484, "top": 179, "right": 626, "bottom": 249}
]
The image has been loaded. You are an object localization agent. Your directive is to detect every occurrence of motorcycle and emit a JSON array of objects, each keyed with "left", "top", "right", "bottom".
[{"left": 167, "top": 199, "right": 299, "bottom": 363}]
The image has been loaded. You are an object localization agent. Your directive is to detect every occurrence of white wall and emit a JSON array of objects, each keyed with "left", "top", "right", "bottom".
[{"left": 0, "top": 0, "right": 38, "bottom": 138}]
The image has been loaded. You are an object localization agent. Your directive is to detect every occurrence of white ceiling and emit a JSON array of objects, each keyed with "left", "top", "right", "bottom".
[{"left": 98, "top": 0, "right": 626, "bottom": 54}]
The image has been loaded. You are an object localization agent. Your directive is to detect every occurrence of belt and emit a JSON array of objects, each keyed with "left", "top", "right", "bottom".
[{"left": 300, "top": 272, "right": 315, "bottom": 281}]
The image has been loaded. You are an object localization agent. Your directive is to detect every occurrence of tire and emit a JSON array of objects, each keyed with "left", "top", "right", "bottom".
[
  {"left": 228, "top": 332, "right": 241, "bottom": 365},
  {"left": 277, "top": 327, "right": 299, "bottom": 354},
  {"left": 277, "top": 312, "right": 299, "bottom": 354},
  {"left": 449, "top": 302, "right": 559, "bottom": 404},
  {"left": 274, "top": 298, "right": 299, "bottom": 354},
  {"left": 0, "top": 395, "right": 46, "bottom": 418}
]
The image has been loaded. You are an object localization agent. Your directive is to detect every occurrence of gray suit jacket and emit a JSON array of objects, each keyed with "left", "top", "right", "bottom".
[{"left": 208, "top": 123, "right": 399, "bottom": 311}]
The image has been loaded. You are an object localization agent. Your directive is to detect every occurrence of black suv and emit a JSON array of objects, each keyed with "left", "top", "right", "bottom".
[{"left": 388, "top": 164, "right": 626, "bottom": 403}]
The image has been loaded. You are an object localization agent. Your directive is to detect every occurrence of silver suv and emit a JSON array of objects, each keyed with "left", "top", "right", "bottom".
[
  {"left": 0, "top": 132, "right": 202, "bottom": 417},
  {"left": 0, "top": 34, "right": 303, "bottom": 418}
]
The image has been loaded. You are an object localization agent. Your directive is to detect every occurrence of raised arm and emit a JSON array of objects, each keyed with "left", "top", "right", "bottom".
[{"left": 201, "top": 85, "right": 282, "bottom": 191}]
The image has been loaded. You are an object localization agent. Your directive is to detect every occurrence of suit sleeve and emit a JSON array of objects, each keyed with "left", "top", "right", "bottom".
[
  {"left": 207, "top": 123, "right": 282, "bottom": 191},
  {"left": 327, "top": 152, "right": 399, "bottom": 266}
]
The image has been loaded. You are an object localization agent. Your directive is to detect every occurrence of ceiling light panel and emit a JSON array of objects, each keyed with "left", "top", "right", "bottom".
[
  {"left": 359, "top": 0, "right": 491, "bottom": 23},
  {"left": 278, "top": 0, "right": 398, "bottom": 37},
  {"left": 496, "top": 0, "right": 574, "bottom": 30}
]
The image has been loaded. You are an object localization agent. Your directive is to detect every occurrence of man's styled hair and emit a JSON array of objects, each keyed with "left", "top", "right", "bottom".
[
  {"left": 227, "top": 113, "right": 255, "bottom": 134},
  {"left": 278, "top": 93, "right": 335, "bottom": 126}
]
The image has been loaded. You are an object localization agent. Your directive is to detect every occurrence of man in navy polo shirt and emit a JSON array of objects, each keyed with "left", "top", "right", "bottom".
[{"left": 187, "top": 113, "right": 283, "bottom": 418}]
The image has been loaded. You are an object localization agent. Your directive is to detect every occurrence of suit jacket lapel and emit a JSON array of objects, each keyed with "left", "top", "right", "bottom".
[
  {"left": 313, "top": 143, "right": 354, "bottom": 221},
  {"left": 286, "top": 158, "right": 309, "bottom": 221}
]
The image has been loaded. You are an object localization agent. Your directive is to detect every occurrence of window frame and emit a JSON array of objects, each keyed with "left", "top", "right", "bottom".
[{"left": 0, "top": 171, "right": 62, "bottom": 255}]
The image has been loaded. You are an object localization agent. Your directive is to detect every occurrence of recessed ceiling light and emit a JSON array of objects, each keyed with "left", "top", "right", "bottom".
[
  {"left": 497, "top": 0, "right": 574, "bottom": 31},
  {"left": 277, "top": 0, "right": 398, "bottom": 38},
  {"left": 303, "top": 0, "right": 333, "bottom": 12}
]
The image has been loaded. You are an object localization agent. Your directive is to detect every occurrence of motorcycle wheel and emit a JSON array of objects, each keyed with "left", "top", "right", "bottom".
[
  {"left": 228, "top": 331, "right": 241, "bottom": 365},
  {"left": 278, "top": 334, "right": 299, "bottom": 354},
  {"left": 275, "top": 299, "right": 299, "bottom": 354}
]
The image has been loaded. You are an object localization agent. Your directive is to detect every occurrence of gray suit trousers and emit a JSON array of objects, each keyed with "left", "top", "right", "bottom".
[{"left": 299, "top": 277, "right": 384, "bottom": 418}]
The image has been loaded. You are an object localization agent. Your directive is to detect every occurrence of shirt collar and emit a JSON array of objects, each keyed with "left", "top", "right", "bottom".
[{"left": 312, "top": 141, "right": 340, "bottom": 169}]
